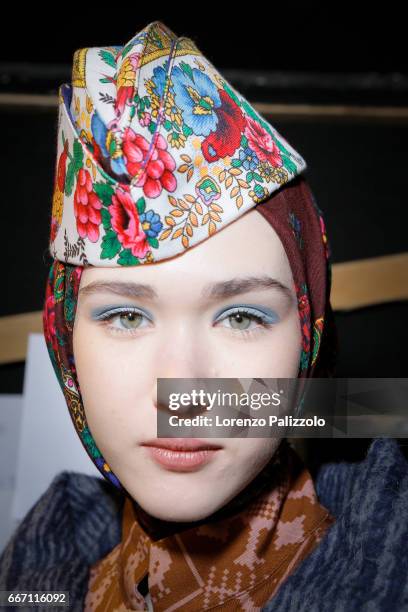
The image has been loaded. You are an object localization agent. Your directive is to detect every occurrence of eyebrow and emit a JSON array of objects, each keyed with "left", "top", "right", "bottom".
[{"left": 78, "top": 276, "right": 295, "bottom": 304}]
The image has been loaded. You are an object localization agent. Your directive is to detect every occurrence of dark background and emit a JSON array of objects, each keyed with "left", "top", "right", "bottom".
[
  {"left": 1, "top": 6, "right": 407, "bottom": 463},
  {"left": 1, "top": 4, "right": 407, "bottom": 74}
]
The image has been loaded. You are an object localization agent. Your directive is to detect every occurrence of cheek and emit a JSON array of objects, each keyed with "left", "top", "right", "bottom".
[
  {"left": 274, "top": 310, "right": 303, "bottom": 375},
  {"left": 72, "top": 323, "right": 143, "bottom": 445},
  {"left": 210, "top": 311, "right": 302, "bottom": 378}
]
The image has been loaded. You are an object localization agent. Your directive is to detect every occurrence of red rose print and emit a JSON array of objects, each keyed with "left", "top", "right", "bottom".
[
  {"left": 244, "top": 116, "right": 283, "bottom": 167},
  {"left": 298, "top": 291, "right": 311, "bottom": 355},
  {"left": 108, "top": 187, "right": 149, "bottom": 258},
  {"left": 73, "top": 168, "right": 103, "bottom": 242},
  {"left": 43, "top": 284, "right": 58, "bottom": 354},
  {"left": 122, "top": 128, "right": 177, "bottom": 198},
  {"left": 201, "top": 89, "right": 246, "bottom": 162},
  {"left": 57, "top": 139, "right": 69, "bottom": 192}
]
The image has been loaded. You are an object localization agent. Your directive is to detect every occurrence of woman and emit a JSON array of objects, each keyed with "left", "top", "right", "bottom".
[{"left": 1, "top": 20, "right": 407, "bottom": 612}]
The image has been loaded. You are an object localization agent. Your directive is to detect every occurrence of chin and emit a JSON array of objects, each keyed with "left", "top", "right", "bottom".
[{"left": 139, "top": 498, "right": 222, "bottom": 523}]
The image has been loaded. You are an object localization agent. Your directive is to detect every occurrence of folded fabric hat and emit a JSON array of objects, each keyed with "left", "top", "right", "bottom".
[{"left": 49, "top": 20, "right": 307, "bottom": 266}]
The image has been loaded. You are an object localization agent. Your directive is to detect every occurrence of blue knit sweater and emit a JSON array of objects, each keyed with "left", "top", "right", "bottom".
[{"left": 0, "top": 438, "right": 407, "bottom": 611}]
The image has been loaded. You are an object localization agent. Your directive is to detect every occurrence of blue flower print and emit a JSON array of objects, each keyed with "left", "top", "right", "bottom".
[
  {"left": 171, "top": 65, "right": 221, "bottom": 136},
  {"left": 151, "top": 62, "right": 170, "bottom": 97},
  {"left": 139, "top": 209, "right": 163, "bottom": 238},
  {"left": 239, "top": 147, "right": 259, "bottom": 171}
]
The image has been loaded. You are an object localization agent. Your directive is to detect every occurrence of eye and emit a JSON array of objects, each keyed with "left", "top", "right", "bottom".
[
  {"left": 216, "top": 307, "right": 278, "bottom": 336},
  {"left": 94, "top": 307, "right": 151, "bottom": 335}
]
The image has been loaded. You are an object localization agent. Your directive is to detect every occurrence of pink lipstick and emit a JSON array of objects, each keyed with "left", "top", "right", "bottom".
[{"left": 141, "top": 438, "right": 222, "bottom": 472}]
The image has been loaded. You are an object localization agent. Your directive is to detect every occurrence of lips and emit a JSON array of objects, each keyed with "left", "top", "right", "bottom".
[
  {"left": 141, "top": 438, "right": 223, "bottom": 451},
  {"left": 140, "top": 438, "right": 223, "bottom": 471}
]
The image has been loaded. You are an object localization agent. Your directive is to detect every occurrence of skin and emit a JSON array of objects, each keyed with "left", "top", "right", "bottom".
[{"left": 73, "top": 208, "right": 302, "bottom": 522}]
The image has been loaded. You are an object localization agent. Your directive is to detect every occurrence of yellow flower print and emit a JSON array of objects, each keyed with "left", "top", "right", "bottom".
[
  {"left": 117, "top": 55, "right": 137, "bottom": 88},
  {"left": 85, "top": 157, "right": 97, "bottom": 181},
  {"left": 191, "top": 137, "right": 201, "bottom": 150},
  {"left": 150, "top": 93, "right": 161, "bottom": 119},
  {"left": 249, "top": 185, "right": 268, "bottom": 203},
  {"left": 145, "top": 78, "right": 155, "bottom": 97},
  {"left": 259, "top": 161, "right": 274, "bottom": 183},
  {"left": 52, "top": 188, "right": 63, "bottom": 225},
  {"left": 86, "top": 94, "right": 94, "bottom": 115},
  {"left": 164, "top": 92, "right": 183, "bottom": 128},
  {"left": 168, "top": 132, "right": 187, "bottom": 149},
  {"left": 271, "top": 167, "right": 289, "bottom": 185}
]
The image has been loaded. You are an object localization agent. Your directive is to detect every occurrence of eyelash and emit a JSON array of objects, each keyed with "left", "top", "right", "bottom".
[{"left": 95, "top": 307, "right": 276, "bottom": 339}]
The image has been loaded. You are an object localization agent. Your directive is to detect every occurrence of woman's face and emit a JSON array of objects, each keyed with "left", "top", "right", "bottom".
[{"left": 73, "top": 209, "right": 302, "bottom": 522}]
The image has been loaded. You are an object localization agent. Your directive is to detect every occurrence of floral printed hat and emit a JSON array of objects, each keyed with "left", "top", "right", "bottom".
[{"left": 49, "top": 20, "right": 307, "bottom": 267}]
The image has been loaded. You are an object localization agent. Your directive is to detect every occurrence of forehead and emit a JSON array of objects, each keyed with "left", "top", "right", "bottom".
[{"left": 79, "top": 209, "right": 294, "bottom": 295}]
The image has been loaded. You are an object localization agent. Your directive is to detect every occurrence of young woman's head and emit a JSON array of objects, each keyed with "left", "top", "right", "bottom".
[
  {"left": 71, "top": 206, "right": 302, "bottom": 521},
  {"left": 43, "top": 175, "right": 337, "bottom": 524}
]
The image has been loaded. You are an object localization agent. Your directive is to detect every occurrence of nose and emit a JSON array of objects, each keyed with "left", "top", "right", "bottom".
[
  {"left": 155, "top": 318, "right": 214, "bottom": 375},
  {"left": 151, "top": 330, "right": 197, "bottom": 410},
  {"left": 150, "top": 326, "right": 218, "bottom": 410},
  {"left": 156, "top": 346, "right": 200, "bottom": 380}
]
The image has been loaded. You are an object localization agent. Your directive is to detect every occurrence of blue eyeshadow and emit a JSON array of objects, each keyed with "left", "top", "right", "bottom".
[
  {"left": 213, "top": 303, "right": 280, "bottom": 323},
  {"left": 90, "top": 305, "right": 150, "bottom": 319}
]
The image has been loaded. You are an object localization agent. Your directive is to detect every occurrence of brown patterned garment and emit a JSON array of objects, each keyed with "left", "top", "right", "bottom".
[{"left": 84, "top": 440, "right": 335, "bottom": 611}]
